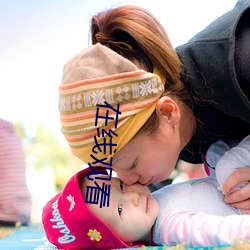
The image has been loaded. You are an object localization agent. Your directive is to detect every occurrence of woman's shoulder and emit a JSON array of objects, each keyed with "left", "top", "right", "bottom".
[{"left": 176, "top": 0, "right": 250, "bottom": 123}]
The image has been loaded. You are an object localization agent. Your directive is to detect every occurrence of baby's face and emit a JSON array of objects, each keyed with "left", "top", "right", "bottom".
[{"left": 85, "top": 177, "right": 160, "bottom": 244}]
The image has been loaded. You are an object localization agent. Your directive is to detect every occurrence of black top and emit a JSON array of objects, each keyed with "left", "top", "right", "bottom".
[{"left": 176, "top": 0, "right": 250, "bottom": 164}]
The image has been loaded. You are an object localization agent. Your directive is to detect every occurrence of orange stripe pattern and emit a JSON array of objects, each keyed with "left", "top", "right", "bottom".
[{"left": 59, "top": 70, "right": 164, "bottom": 148}]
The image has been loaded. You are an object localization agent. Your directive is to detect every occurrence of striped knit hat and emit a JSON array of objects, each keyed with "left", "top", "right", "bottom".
[{"left": 59, "top": 43, "right": 165, "bottom": 164}]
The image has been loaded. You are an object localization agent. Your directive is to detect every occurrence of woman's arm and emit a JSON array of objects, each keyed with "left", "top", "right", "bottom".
[
  {"left": 215, "top": 135, "right": 250, "bottom": 192},
  {"left": 215, "top": 135, "right": 250, "bottom": 213},
  {"left": 206, "top": 135, "right": 250, "bottom": 212}
]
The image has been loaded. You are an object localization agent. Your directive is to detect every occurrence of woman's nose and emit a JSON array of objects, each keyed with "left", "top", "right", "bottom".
[{"left": 113, "top": 169, "right": 139, "bottom": 185}]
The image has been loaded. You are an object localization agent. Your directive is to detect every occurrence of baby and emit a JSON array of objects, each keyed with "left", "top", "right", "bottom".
[{"left": 42, "top": 135, "right": 250, "bottom": 249}]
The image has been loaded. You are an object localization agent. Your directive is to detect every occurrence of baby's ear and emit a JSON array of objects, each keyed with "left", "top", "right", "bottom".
[{"left": 156, "top": 96, "right": 180, "bottom": 126}]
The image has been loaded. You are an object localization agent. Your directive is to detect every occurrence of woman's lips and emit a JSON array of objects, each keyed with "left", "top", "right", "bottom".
[{"left": 143, "top": 177, "right": 154, "bottom": 186}]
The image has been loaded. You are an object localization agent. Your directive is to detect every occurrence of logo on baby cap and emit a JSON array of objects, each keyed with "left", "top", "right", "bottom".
[
  {"left": 50, "top": 200, "right": 76, "bottom": 244},
  {"left": 67, "top": 194, "right": 76, "bottom": 211}
]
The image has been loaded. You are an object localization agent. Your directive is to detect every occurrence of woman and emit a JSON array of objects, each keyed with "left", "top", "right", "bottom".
[{"left": 59, "top": 1, "right": 250, "bottom": 211}]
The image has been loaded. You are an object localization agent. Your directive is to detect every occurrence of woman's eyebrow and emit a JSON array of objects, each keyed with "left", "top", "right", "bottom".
[
  {"left": 112, "top": 156, "right": 126, "bottom": 166},
  {"left": 113, "top": 156, "right": 131, "bottom": 168}
]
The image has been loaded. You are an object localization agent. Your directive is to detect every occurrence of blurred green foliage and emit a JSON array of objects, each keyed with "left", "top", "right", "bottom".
[{"left": 14, "top": 120, "right": 84, "bottom": 191}]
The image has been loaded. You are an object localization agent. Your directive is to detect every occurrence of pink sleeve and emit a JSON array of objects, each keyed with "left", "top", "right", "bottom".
[
  {"left": 0, "top": 119, "right": 31, "bottom": 224},
  {"left": 160, "top": 210, "right": 250, "bottom": 246}
]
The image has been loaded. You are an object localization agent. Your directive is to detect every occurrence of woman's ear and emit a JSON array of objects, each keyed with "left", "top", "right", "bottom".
[{"left": 156, "top": 96, "right": 180, "bottom": 126}]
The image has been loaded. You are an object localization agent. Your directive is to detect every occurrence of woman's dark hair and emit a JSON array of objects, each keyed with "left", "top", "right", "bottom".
[{"left": 90, "top": 5, "right": 194, "bottom": 135}]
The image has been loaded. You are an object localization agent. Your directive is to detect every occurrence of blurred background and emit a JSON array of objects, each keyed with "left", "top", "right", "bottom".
[{"left": 0, "top": 0, "right": 238, "bottom": 223}]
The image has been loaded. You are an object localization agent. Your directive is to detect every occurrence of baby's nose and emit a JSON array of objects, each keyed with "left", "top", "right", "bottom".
[{"left": 126, "top": 191, "right": 139, "bottom": 206}]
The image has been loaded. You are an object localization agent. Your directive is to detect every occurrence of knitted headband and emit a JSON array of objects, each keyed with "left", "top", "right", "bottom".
[{"left": 59, "top": 43, "right": 165, "bottom": 164}]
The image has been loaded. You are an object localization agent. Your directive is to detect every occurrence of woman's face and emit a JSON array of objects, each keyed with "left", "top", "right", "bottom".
[{"left": 111, "top": 123, "right": 182, "bottom": 186}]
